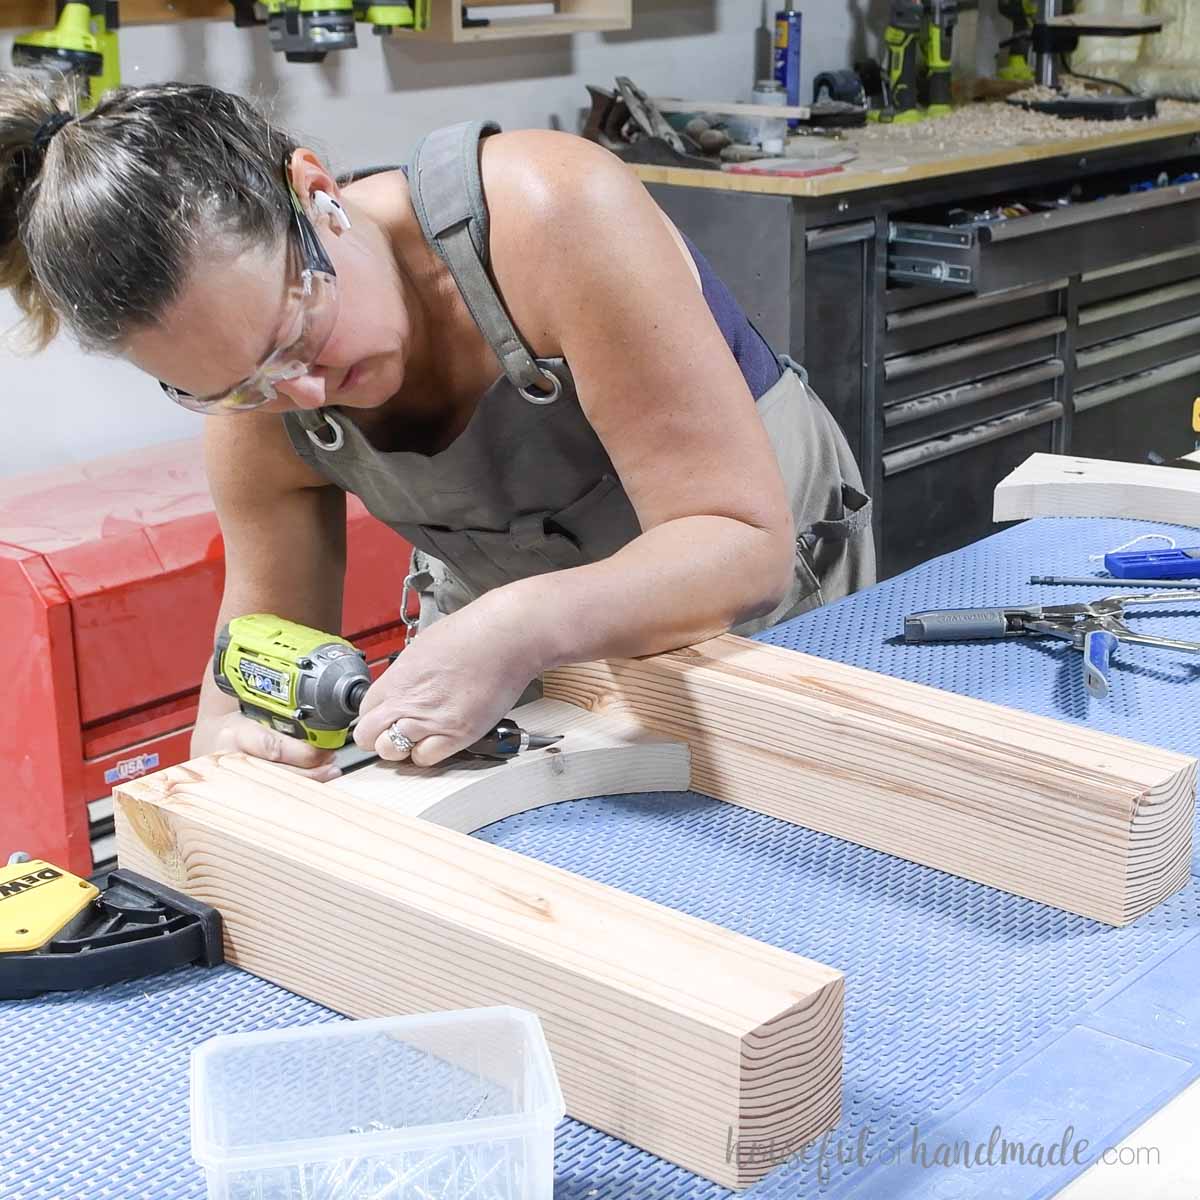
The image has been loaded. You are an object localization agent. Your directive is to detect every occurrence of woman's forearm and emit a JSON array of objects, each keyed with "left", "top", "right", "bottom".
[{"left": 494, "top": 516, "right": 795, "bottom": 673}]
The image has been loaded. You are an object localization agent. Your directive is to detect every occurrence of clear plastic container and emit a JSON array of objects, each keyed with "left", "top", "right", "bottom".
[{"left": 190, "top": 1007, "right": 564, "bottom": 1200}]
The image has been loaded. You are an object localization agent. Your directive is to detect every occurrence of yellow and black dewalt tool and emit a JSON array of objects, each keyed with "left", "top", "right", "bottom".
[
  {"left": 214, "top": 614, "right": 562, "bottom": 759},
  {"left": 0, "top": 852, "right": 223, "bottom": 1000},
  {"left": 12, "top": 2, "right": 120, "bottom": 110}
]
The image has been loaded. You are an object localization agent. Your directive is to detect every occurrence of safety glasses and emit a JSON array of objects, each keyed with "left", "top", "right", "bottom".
[{"left": 159, "top": 160, "right": 340, "bottom": 414}]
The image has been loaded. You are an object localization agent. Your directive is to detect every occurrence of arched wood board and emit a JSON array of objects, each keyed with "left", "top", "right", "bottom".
[
  {"left": 330, "top": 698, "right": 691, "bottom": 831},
  {"left": 994, "top": 453, "right": 1200, "bottom": 527}
]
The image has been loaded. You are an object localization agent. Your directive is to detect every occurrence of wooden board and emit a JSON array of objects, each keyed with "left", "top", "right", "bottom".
[
  {"left": 653, "top": 97, "right": 812, "bottom": 121},
  {"left": 544, "top": 636, "right": 1196, "bottom": 926},
  {"left": 0, "top": 0, "right": 631, "bottom": 36},
  {"left": 1045, "top": 14, "right": 1167, "bottom": 30},
  {"left": 114, "top": 708, "right": 844, "bottom": 1190},
  {"left": 330, "top": 697, "right": 692, "bottom": 830},
  {"left": 3, "top": 1, "right": 228, "bottom": 26},
  {"left": 994, "top": 453, "right": 1200, "bottom": 528},
  {"left": 631, "top": 112, "right": 1200, "bottom": 199}
]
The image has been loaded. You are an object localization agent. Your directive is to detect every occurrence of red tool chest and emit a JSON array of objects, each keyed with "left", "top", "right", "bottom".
[{"left": 0, "top": 438, "right": 410, "bottom": 875}]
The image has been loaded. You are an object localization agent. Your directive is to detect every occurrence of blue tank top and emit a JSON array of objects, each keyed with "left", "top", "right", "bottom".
[{"left": 683, "top": 234, "right": 783, "bottom": 400}]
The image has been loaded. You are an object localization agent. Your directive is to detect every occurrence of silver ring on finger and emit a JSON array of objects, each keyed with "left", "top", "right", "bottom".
[{"left": 386, "top": 723, "right": 416, "bottom": 757}]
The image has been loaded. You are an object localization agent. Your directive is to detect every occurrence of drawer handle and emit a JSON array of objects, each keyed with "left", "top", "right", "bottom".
[
  {"left": 983, "top": 178, "right": 1200, "bottom": 245},
  {"left": 806, "top": 220, "right": 876, "bottom": 252},
  {"left": 885, "top": 317, "right": 1066, "bottom": 381},
  {"left": 886, "top": 361, "right": 1064, "bottom": 428},
  {"left": 883, "top": 401, "right": 1063, "bottom": 476},
  {"left": 886, "top": 279, "right": 1068, "bottom": 332},
  {"left": 1075, "top": 352, "right": 1200, "bottom": 414}
]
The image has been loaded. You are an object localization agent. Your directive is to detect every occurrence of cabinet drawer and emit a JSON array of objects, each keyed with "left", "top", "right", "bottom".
[
  {"left": 884, "top": 317, "right": 1064, "bottom": 406},
  {"left": 1073, "top": 357, "right": 1200, "bottom": 463},
  {"left": 881, "top": 408, "right": 1060, "bottom": 578},
  {"left": 884, "top": 361, "right": 1063, "bottom": 451},
  {"left": 1075, "top": 313, "right": 1200, "bottom": 392},
  {"left": 889, "top": 176, "right": 1200, "bottom": 295},
  {"left": 1078, "top": 245, "right": 1200, "bottom": 308},
  {"left": 884, "top": 281, "right": 1064, "bottom": 357},
  {"left": 1078, "top": 277, "right": 1200, "bottom": 348}
]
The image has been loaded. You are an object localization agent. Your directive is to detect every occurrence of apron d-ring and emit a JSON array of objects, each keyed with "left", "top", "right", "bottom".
[
  {"left": 519, "top": 367, "right": 562, "bottom": 406},
  {"left": 305, "top": 411, "right": 345, "bottom": 452}
]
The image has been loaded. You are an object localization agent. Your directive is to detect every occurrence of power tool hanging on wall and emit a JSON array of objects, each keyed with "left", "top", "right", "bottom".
[
  {"left": 874, "top": 0, "right": 957, "bottom": 124},
  {"left": 228, "top": 1, "right": 428, "bottom": 63},
  {"left": 12, "top": 2, "right": 120, "bottom": 110},
  {"left": 997, "top": 0, "right": 1037, "bottom": 83}
]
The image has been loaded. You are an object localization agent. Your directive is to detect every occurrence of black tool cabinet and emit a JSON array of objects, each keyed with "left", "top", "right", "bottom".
[{"left": 644, "top": 125, "right": 1200, "bottom": 578}]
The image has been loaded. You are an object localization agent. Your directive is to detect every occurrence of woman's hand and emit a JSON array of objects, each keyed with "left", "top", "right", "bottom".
[
  {"left": 353, "top": 591, "right": 541, "bottom": 767},
  {"left": 191, "top": 709, "right": 342, "bottom": 781}
]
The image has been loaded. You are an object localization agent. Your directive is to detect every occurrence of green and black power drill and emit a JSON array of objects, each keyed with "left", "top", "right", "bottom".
[
  {"left": 213, "top": 613, "right": 561, "bottom": 760},
  {"left": 12, "top": 1, "right": 120, "bottom": 110},
  {"left": 227, "top": 1, "right": 429, "bottom": 63},
  {"left": 874, "top": 0, "right": 957, "bottom": 124},
  {"left": 998, "top": 0, "right": 1038, "bottom": 83}
]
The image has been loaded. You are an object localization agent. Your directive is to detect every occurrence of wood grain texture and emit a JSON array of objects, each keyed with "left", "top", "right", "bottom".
[
  {"left": 994, "top": 453, "right": 1200, "bottom": 527},
  {"left": 330, "top": 698, "right": 690, "bottom": 830},
  {"left": 630, "top": 116, "right": 1200, "bottom": 198},
  {"left": 1045, "top": 14, "right": 1167, "bottom": 30},
  {"left": 544, "top": 636, "right": 1196, "bottom": 925},
  {"left": 653, "top": 97, "right": 813, "bottom": 121},
  {"left": 114, "top": 734, "right": 843, "bottom": 1189}
]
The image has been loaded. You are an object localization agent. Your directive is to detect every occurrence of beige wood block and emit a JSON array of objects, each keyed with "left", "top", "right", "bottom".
[
  {"left": 114, "top": 715, "right": 843, "bottom": 1189},
  {"left": 995, "top": 453, "right": 1200, "bottom": 527},
  {"left": 545, "top": 635, "right": 1196, "bottom": 925}
]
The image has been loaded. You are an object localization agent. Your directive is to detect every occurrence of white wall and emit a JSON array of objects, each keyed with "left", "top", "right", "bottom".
[{"left": 0, "top": 0, "right": 870, "bottom": 479}]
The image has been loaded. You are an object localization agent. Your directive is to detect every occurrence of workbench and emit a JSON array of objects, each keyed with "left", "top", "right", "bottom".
[
  {"left": 635, "top": 104, "right": 1200, "bottom": 579},
  {"left": 5, "top": 514, "right": 1199, "bottom": 1200}
]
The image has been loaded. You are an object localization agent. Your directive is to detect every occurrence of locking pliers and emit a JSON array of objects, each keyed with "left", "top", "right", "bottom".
[{"left": 905, "top": 592, "right": 1200, "bottom": 697}]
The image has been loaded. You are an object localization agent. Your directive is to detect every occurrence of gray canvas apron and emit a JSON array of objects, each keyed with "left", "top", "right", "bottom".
[{"left": 283, "top": 120, "right": 875, "bottom": 643}]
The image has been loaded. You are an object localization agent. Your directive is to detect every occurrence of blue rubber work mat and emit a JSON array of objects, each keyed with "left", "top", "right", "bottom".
[{"left": 3, "top": 516, "right": 1199, "bottom": 1200}]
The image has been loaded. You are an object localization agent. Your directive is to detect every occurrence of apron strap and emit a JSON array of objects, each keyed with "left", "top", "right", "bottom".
[{"left": 409, "top": 121, "right": 557, "bottom": 400}]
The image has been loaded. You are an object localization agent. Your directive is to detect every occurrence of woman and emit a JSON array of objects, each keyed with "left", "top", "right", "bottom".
[{"left": 0, "top": 77, "right": 874, "bottom": 776}]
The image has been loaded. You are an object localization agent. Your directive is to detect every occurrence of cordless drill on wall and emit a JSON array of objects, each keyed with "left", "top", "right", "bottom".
[
  {"left": 12, "top": 2, "right": 120, "bottom": 110},
  {"left": 877, "top": 0, "right": 958, "bottom": 123},
  {"left": 998, "top": 0, "right": 1038, "bottom": 82}
]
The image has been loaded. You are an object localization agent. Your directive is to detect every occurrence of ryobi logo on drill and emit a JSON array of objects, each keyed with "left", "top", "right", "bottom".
[{"left": 0, "top": 867, "right": 61, "bottom": 900}]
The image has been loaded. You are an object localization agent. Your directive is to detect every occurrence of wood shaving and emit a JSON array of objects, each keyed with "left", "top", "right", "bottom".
[{"left": 851, "top": 97, "right": 1200, "bottom": 151}]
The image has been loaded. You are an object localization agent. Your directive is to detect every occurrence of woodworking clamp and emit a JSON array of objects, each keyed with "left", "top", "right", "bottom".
[
  {"left": 0, "top": 852, "right": 223, "bottom": 1000},
  {"left": 904, "top": 591, "right": 1200, "bottom": 697}
]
